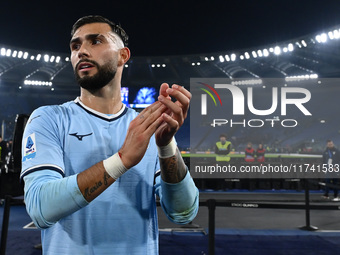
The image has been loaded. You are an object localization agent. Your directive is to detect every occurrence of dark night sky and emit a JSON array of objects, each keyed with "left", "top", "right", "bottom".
[{"left": 1, "top": 0, "right": 340, "bottom": 56}]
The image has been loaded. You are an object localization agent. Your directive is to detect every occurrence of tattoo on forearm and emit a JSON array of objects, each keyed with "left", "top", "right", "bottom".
[
  {"left": 103, "top": 171, "right": 111, "bottom": 185},
  {"left": 160, "top": 148, "right": 187, "bottom": 183},
  {"left": 83, "top": 172, "right": 112, "bottom": 200}
]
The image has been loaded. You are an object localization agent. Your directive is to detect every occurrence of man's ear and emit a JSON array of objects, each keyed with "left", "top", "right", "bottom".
[{"left": 118, "top": 47, "right": 130, "bottom": 66}]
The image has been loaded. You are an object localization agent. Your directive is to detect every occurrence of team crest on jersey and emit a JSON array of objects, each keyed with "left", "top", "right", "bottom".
[{"left": 22, "top": 133, "right": 37, "bottom": 162}]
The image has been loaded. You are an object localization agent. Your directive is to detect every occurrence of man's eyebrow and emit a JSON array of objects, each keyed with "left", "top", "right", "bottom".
[{"left": 70, "top": 34, "right": 106, "bottom": 45}]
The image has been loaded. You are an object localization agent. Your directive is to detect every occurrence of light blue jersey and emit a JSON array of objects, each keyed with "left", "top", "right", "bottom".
[{"left": 21, "top": 98, "right": 199, "bottom": 255}]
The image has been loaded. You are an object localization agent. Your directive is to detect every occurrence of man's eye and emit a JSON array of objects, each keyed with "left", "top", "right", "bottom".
[
  {"left": 93, "top": 39, "right": 102, "bottom": 45},
  {"left": 71, "top": 44, "right": 80, "bottom": 50}
]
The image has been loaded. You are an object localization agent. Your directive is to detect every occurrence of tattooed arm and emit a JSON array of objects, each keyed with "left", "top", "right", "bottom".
[
  {"left": 154, "top": 84, "right": 199, "bottom": 224},
  {"left": 160, "top": 148, "right": 187, "bottom": 183}
]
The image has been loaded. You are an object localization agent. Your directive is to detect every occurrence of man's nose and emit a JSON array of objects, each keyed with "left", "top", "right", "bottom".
[{"left": 78, "top": 44, "right": 90, "bottom": 59}]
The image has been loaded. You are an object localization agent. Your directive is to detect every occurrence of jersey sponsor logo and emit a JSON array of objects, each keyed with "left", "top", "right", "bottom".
[
  {"left": 69, "top": 132, "right": 93, "bottom": 141},
  {"left": 22, "top": 133, "right": 37, "bottom": 162}
]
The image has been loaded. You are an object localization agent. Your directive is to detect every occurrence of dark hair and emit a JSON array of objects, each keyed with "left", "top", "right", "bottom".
[
  {"left": 219, "top": 134, "right": 227, "bottom": 138},
  {"left": 71, "top": 15, "right": 129, "bottom": 46}
]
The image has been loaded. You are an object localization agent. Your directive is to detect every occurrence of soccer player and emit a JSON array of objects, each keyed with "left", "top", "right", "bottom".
[{"left": 21, "top": 15, "right": 199, "bottom": 254}]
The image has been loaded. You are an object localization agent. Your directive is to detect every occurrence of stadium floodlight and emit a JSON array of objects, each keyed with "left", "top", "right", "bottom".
[
  {"left": 252, "top": 51, "right": 257, "bottom": 58},
  {"left": 274, "top": 46, "right": 281, "bottom": 55},
  {"left": 240, "top": 55, "right": 244, "bottom": 60},
  {"left": 285, "top": 73, "right": 318, "bottom": 82},
  {"left": 316, "top": 33, "right": 327, "bottom": 43},
  {"left": 301, "top": 40, "right": 307, "bottom": 47},
  {"left": 197, "top": 62, "right": 201, "bottom": 65},
  {"left": 231, "top": 79, "right": 262, "bottom": 86},
  {"left": 321, "top": 33, "right": 327, "bottom": 42},
  {"left": 24, "top": 79, "right": 53, "bottom": 87},
  {"left": 44, "top": 54, "right": 49, "bottom": 62},
  {"left": 18, "top": 51, "right": 23, "bottom": 58},
  {"left": 269, "top": 47, "right": 274, "bottom": 53},
  {"left": 0, "top": 48, "right": 6, "bottom": 56},
  {"left": 245, "top": 52, "right": 250, "bottom": 59},
  {"left": 257, "top": 50, "right": 263, "bottom": 57},
  {"left": 204, "top": 57, "right": 209, "bottom": 61},
  {"left": 315, "top": 35, "right": 321, "bottom": 43},
  {"left": 283, "top": 47, "right": 288, "bottom": 53},
  {"left": 192, "top": 63, "right": 195, "bottom": 66},
  {"left": 334, "top": 30, "right": 340, "bottom": 39},
  {"left": 65, "top": 57, "right": 70, "bottom": 62},
  {"left": 225, "top": 55, "right": 230, "bottom": 62},
  {"left": 219, "top": 55, "right": 225, "bottom": 63},
  {"left": 12, "top": 51, "right": 17, "bottom": 58},
  {"left": 30, "top": 56, "right": 35, "bottom": 60},
  {"left": 210, "top": 56, "right": 215, "bottom": 61},
  {"left": 6, "top": 49, "right": 11, "bottom": 57},
  {"left": 288, "top": 43, "right": 294, "bottom": 52},
  {"left": 162, "top": 64, "right": 166, "bottom": 67},
  {"left": 125, "top": 64, "right": 128, "bottom": 68},
  {"left": 56, "top": 56, "right": 61, "bottom": 63},
  {"left": 36, "top": 54, "right": 41, "bottom": 61},
  {"left": 263, "top": 49, "right": 269, "bottom": 57},
  {"left": 328, "top": 31, "right": 334, "bottom": 40},
  {"left": 156, "top": 64, "right": 160, "bottom": 67},
  {"left": 23, "top": 52, "right": 28, "bottom": 59},
  {"left": 230, "top": 53, "right": 236, "bottom": 62},
  {"left": 50, "top": 56, "right": 55, "bottom": 63},
  {"left": 151, "top": 64, "right": 155, "bottom": 68}
]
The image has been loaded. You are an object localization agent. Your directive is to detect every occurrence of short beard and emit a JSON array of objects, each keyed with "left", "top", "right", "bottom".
[{"left": 75, "top": 60, "right": 117, "bottom": 91}]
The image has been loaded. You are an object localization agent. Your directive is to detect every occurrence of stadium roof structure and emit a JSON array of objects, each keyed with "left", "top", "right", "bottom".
[
  {"left": 1, "top": 24, "right": 340, "bottom": 139},
  {"left": 1, "top": 24, "right": 340, "bottom": 96}
]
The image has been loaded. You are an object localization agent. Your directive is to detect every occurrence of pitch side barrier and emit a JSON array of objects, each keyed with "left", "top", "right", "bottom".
[{"left": 156, "top": 180, "right": 340, "bottom": 255}]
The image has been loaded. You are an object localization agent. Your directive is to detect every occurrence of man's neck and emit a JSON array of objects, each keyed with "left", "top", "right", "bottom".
[{"left": 79, "top": 82, "right": 123, "bottom": 114}]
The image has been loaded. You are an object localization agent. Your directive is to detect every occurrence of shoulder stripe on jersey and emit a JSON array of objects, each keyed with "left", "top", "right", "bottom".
[
  {"left": 20, "top": 165, "right": 65, "bottom": 181},
  {"left": 74, "top": 97, "right": 128, "bottom": 122}
]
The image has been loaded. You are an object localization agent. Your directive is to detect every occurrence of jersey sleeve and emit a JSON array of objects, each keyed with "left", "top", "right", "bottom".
[
  {"left": 154, "top": 169, "right": 199, "bottom": 224},
  {"left": 23, "top": 170, "right": 88, "bottom": 229},
  {"left": 21, "top": 106, "right": 88, "bottom": 229},
  {"left": 21, "top": 106, "right": 65, "bottom": 180}
]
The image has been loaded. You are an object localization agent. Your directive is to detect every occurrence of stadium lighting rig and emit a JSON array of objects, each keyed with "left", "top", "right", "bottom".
[
  {"left": 0, "top": 46, "right": 63, "bottom": 64},
  {"left": 198, "top": 26, "right": 340, "bottom": 65},
  {"left": 285, "top": 73, "right": 318, "bottom": 82},
  {"left": 24, "top": 80, "right": 53, "bottom": 86},
  {"left": 151, "top": 63, "right": 166, "bottom": 68}
]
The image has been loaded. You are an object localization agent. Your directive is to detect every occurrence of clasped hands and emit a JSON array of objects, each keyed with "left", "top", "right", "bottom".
[{"left": 119, "top": 83, "right": 191, "bottom": 169}]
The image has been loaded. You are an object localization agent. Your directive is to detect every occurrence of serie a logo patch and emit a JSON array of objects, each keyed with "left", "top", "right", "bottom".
[{"left": 22, "top": 133, "right": 37, "bottom": 162}]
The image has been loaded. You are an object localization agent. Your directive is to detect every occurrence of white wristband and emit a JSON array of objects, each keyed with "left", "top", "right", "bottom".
[
  {"left": 103, "top": 152, "right": 128, "bottom": 180},
  {"left": 157, "top": 139, "right": 177, "bottom": 158}
]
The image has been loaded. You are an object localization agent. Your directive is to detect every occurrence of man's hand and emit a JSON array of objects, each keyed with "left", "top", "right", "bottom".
[
  {"left": 156, "top": 83, "right": 191, "bottom": 147},
  {"left": 119, "top": 101, "right": 167, "bottom": 169}
]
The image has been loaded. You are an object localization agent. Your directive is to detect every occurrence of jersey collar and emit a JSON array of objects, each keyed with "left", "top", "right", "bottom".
[{"left": 74, "top": 97, "right": 128, "bottom": 122}]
